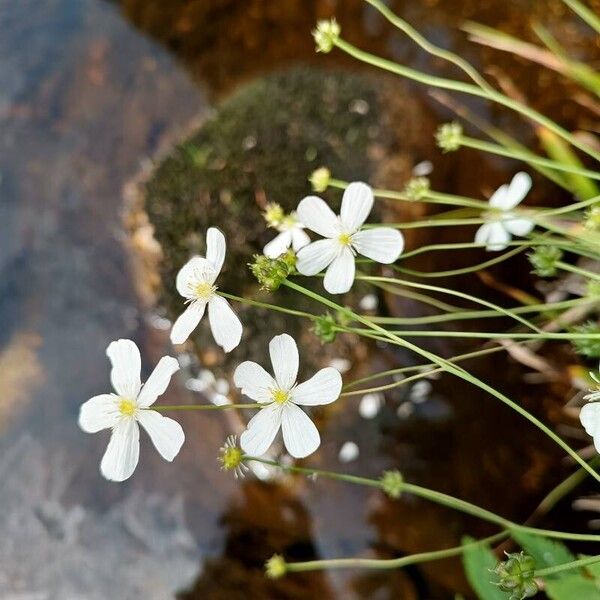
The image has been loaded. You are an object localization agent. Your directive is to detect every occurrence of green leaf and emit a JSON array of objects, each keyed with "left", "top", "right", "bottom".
[
  {"left": 510, "top": 531, "right": 574, "bottom": 576},
  {"left": 461, "top": 536, "right": 506, "bottom": 600},
  {"left": 544, "top": 576, "right": 600, "bottom": 600}
]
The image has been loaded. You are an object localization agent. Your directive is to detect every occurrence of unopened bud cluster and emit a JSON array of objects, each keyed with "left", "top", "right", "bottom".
[
  {"left": 309, "top": 167, "right": 331, "bottom": 193},
  {"left": 493, "top": 551, "right": 537, "bottom": 600},
  {"left": 528, "top": 245, "right": 563, "bottom": 277},
  {"left": 250, "top": 253, "right": 295, "bottom": 291},
  {"left": 313, "top": 19, "right": 340, "bottom": 53},
  {"left": 380, "top": 469, "right": 404, "bottom": 499},
  {"left": 403, "top": 176, "right": 431, "bottom": 200},
  {"left": 436, "top": 122, "right": 463, "bottom": 152}
]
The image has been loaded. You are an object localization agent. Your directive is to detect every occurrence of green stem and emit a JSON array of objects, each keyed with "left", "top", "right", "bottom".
[
  {"left": 535, "top": 554, "right": 600, "bottom": 578},
  {"left": 219, "top": 291, "right": 315, "bottom": 320},
  {"left": 152, "top": 403, "right": 261, "bottom": 411},
  {"left": 556, "top": 261, "right": 600, "bottom": 282},
  {"left": 283, "top": 280, "right": 600, "bottom": 483},
  {"left": 333, "top": 37, "right": 600, "bottom": 161},
  {"left": 460, "top": 136, "right": 600, "bottom": 180},
  {"left": 346, "top": 328, "right": 600, "bottom": 341}
]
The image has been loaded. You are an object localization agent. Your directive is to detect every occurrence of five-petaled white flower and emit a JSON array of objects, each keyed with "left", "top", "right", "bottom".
[
  {"left": 79, "top": 339, "right": 184, "bottom": 482},
  {"left": 295, "top": 182, "right": 404, "bottom": 294},
  {"left": 263, "top": 212, "right": 310, "bottom": 258},
  {"left": 475, "top": 172, "right": 534, "bottom": 251},
  {"left": 171, "top": 227, "right": 243, "bottom": 351},
  {"left": 235, "top": 333, "right": 342, "bottom": 458},
  {"left": 580, "top": 369, "right": 600, "bottom": 453}
]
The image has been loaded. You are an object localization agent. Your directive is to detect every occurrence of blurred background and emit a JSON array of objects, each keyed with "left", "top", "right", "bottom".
[{"left": 1, "top": 1, "right": 599, "bottom": 598}]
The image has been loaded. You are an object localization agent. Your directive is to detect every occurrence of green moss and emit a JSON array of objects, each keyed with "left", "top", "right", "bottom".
[{"left": 144, "top": 67, "right": 383, "bottom": 367}]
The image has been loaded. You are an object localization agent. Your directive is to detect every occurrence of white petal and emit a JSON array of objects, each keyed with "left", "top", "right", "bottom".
[
  {"left": 269, "top": 333, "right": 299, "bottom": 390},
  {"left": 351, "top": 227, "right": 404, "bottom": 263},
  {"left": 485, "top": 222, "right": 511, "bottom": 251},
  {"left": 292, "top": 367, "right": 342, "bottom": 406},
  {"left": 291, "top": 228, "right": 311, "bottom": 252},
  {"left": 100, "top": 419, "right": 140, "bottom": 482},
  {"left": 324, "top": 247, "right": 355, "bottom": 294},
  {"left": 137, "top": 356, "right": 180, "bottom": 407},
  {"left": 504, "top": 172, "right": 532, "bottom": 209},
  {"left": 503, "top": 216, "right": 534, "bottom": 237},
  {"left": 240, "top": 403, "right": 283, "bottom": 456},
  {"left": 137, "top": 410, "right": 185, "bottom": 461},
  {"left": 263, "top": 231, "right": 292, "bottom": 258},
  {"left": 106, "top": 339, "right": 141, "bottom": 398},
  {"left": 340, "top": 182, "right": 374, "bottom": 232},
  {"left": 580, "top": 402, "right": 600, "bottom": 438},
  {"left": 296, "top": 239, "right": 339, "bottom": 276},
  {"left": 474, "top": 222, "right": 492, "bottom": 246},
  {"left": 79, "top": 394, "right": 119, "bottom": 433},
  {"left": 206, "top": 227, "right": 226, "bottom": 275},
  {"left": 281, "top": 403, "right": 320, "bottom": 458},
  {"left": 296, "top": 195, "right": 339, "bottom": 238},
  {"left": 176, "top": 257, "right": 216, "bottom": 298},
  {"left": 170, "top": 301, "right": 206, "bottom": 345},
  {"left": 359, "top": 393, "right": 384, "bottom": 418},
  {"left": 488, "top": 184, "right": 510, "bottom": 209},
  {"left": 233, "top": 360, "right": 276, "bottom": 402},
  {"left": 208, "top": 295, "right": 243, "bottom": 352}
]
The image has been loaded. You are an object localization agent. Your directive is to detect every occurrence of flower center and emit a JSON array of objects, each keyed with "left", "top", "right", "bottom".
[
  {"left": 338, "top": 232, "right": 353, "bottom": 246},
  {"left": 271, "top": 388, "right": 290, "bottom": 405},
  {"left": 194, "top": 281, "right": 216, "bottom": 300},
  {"left": 221, "top": 446, "right": 243, "bottom": 471},
  {"left": 118, "top": 398, "right": 137, "bottom": 417}
]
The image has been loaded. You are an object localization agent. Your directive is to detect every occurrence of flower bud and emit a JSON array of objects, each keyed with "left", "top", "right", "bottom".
[
  {"left": 380, "top": 469, "right": 404, "bottom": 499},
  {"left": 309, "top": 167, "right": 331, "bottom": 192},
  {"left": 265, "top": 554, "right": 287, "bottom": 579},
  {"left": 571, "top": 321, "right": 600, "bottom": 359},
  {"left": 313, "top": 19, "right": 341, "bottom": 53},
  {"left": 493, "top": 551, "right": 537, "bottom": 600},
  {"left": 585, "top": 206, "right": 600, "bottom": 231},
  {"left": 250, "top": 254, "right": 293, "bottom": 292},
  {"left": 528, "top": 245, "right": 563, "bottom": 277},
  {"left": 313, "top": 313, "right": 338, "bottom": 343},
  {"left": 263, "top": 203, "right": 285, "bottom": 228},
  {"left": 403, "top": 176, "right": 431, "bottom": 201},
  {"left": 436, "top": 122, "right": 463, "bottom": 152}
]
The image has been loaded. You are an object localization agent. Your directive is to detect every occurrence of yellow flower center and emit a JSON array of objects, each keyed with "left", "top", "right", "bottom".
[
  {"left": 221, "top": 446, "right": 243, "bottom": 471},
  {"left": 271, "top": 388, "right": 290, "bottom": 405},
  {"left": 194, "top": 281, "right": 216, "bottom": 300},
  {"left": 338, "top": 232, "right": 352, "bottom": 246},
  {"left": 119, "top": 398, "right": 137, "bottom": 417}
]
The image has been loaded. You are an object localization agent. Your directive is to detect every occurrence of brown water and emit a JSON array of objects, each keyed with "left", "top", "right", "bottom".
[{"left": 0, "top": 1, "right": 598, "bottom": 598}]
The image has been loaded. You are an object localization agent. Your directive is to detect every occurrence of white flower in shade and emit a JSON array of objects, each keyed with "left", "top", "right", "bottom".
[
  {"left": 263, "top": 213, "right": 310, "bottom": 258},
  {"left": 235, "top": 333, "right": 342, "bottom": 458},
  {"left": 78, "top": 339, "right": 184, "bottom": 482},
  {"left": 296, "top": 182, "right": 404, "bottom": 294},
  {"left": 475, "top": 172, "right": 534, "bottom": 251},
  {"left": 579, "top": 370, "right": 600, "bottom": 452},
  {"left": 170, "top": 227, "right": 242, "bottom": 351}
]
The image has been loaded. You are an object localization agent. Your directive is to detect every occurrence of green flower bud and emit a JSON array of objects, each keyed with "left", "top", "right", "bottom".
[
  {"left": 313, "top": 19, "right": 340, "bottom": 53},
  {"left": 493, "top": 551, "right": 537, "bottom": 600},
  {"left": 528, "top": 245, "right": 563, "bottom": 277},
  {"left": 312, "top": 313, "right": 338, "bottom": 343},
  {"left": 263, "top": 203, "right": 285, "bottom": 228},
  {"left": 265, "top": 554, "right": 287, "bottom": 579},
  {"left": 250, "top": 254, "right": 293, "bottom": 292},
  {"left": 436, "top": 122, "right": 463, "bottom": 153},
  {"left": 309, "top": 167, "right": 331, "bottom": 193},
  {"left": 571, "top": 321, "right": 600, "bottom": 358},
  {"left": 403, "top": 176, "right": 431, "bottom": 200},
  {"left": 380, "top": 469, "right": 404, "bottom": 499},
  {"left": 585, "top": 205, "right": 600, "bottom": 231}
]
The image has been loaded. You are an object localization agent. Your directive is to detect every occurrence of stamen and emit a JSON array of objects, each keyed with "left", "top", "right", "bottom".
[
  {"left": 271, "top": 388, "right": 290, "bottom": 405},
  {"left": 119, "top": 398, "right": 137, "bottom": 417},
  {"left": 338, "top": 232, "right": 352, "bottom": 246}
]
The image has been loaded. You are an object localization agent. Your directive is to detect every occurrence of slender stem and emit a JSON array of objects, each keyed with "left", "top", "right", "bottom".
[
  {"left": 333, "top": 37, "right": 600, "bottom": 161},
  {"left": 283, "top": 280, "right": 600, "bottom": 483},
  {"left": 219, "top": 291, "right": 315, "bottom": 320},
  {"left": 152, "top": 403, "right": 261, "bottom": 411},
  {"left": 460, "top": 136, "right": 600, "bottom": 180},
  {"left": 535, "top": 554, "right": 600, "bottom": 578},
  {"left": 346, "top": 328, "right": 600, "bottom": 341},
  {"left": 246, "top": 457, "right": 600, "bottom": 541},
  {"left": 556, "top": 261, "right": 600, "bottom": 282},
  {"left": 284, "top": 532, "right": 508, "bottom": 573}
]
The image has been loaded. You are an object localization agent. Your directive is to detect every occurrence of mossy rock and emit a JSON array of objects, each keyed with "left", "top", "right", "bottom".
[{"left": 140, "top": 66, "right": 438, "bottom": 374}]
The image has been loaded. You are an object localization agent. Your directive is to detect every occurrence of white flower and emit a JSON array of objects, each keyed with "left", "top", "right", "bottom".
[
  {"left": 475, "top": 172, "right": 534, "bottom": 251},
  {"left": 263, "top": 213, "right": 310, "bottom": 258},
  {"left": 170, "top": 227, "right": 243, "bottom": 351},
  {"left": 579, "top": 371, "right": 600, "bottom": 453},
  {"left": 235, "top": 333, "right": 342, "bottom": 458},
  {"left": 359, "top": 392, "right": 384, "bottom": 418},
  {"left": 296, "top": 182, "right": 404, "bottom": 294},
  {"left": 78, "top": 339, "right": 184, "bottom": 482},
  {"left": 338, "top": 441, "right": 359, "bottom": 463}
]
